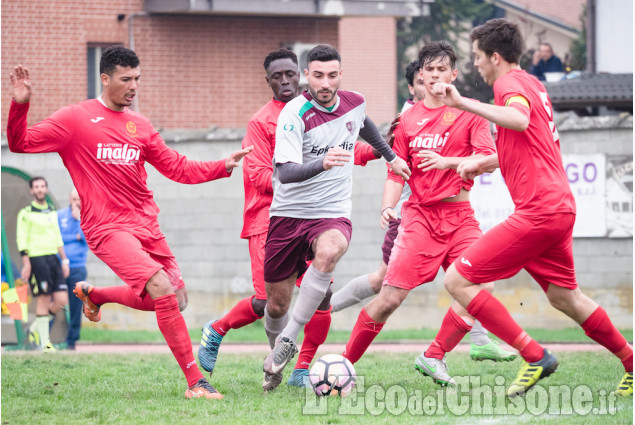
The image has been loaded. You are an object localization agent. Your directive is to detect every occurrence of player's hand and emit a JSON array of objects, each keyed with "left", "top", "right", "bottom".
[
  {"left": 9, "top": 65, "right": 32, "bottom": 104},
  {"left": 20, "top": 264, "right": 31, "bottom": 282},
  {"left": 380, "top": 207, "right": 398, "bottom": 230},
  {"left": 389, "top": 157, "right": 411, "bottom": 181},
  {"left": 417, "top": 150, "right": 448, "bottom": 171},
  {"left": 386, "top": 114, "right": 401, "bottom": 148},
  {"left": 323, "top": 146, "right": 352, "bottom": 170},
  {"left": 61, "top": 263, "right": 70, "bottom": 279},
  {"left": 431, "top": 82, "right": 463, "bottom": 109},
  {"left": 225, "top": 145, "right": 254, "bottom": 172},
  {"left": 457, "top": 158, "right": 481, "bottom": 180}
]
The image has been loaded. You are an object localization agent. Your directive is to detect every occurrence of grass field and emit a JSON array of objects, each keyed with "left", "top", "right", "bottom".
[
  {"left": 2, "top": 350, "right": 632, "bottom": 425},
  {"left": 76, "top": 322, "right": 633, "bottom": 345}
]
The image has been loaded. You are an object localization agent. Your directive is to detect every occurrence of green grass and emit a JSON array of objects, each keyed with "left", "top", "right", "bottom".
[
  {"left": 1, "top": 351, "right": 632, "bottom": 424},
  {"left": 77, "top": 322, "right": 633, "bottom": 345}
]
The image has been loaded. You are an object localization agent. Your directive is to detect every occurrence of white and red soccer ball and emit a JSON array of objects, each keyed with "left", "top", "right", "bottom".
[{"left": 309, "top": 354, "right": 356, "bottom": 397}]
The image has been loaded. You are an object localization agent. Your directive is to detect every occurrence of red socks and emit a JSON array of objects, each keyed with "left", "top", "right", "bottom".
[
  {"left": 425, "top": 308, "right": 473, "bottom": 359},
  {"left": 467, "top": 290, "right": 544, "bottom": 363},
  {"left": 342, "top": 308, "right": 384, "bottom": 364},
  {"left": 212, "top": 295, "right": 262, "bottom": 336},
  {"left": 295, "top": 306, "right": 332, "bottom": 369},
  {"left": 154, "top": 294, "right": 203, "bottom": 387},
  {"left": 581, "top": 306, "right": 633, "bottom": 372},
  {"left": 89, "top": 285, "right": 155, "bottom": 311}
]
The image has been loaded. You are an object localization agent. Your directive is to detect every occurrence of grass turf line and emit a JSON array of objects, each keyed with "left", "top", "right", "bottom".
[
  {"left": 1, "top": 351, "right": 632, "bottom": 425},
  {"left": 77, "top": 323, "right": 633, "bottom": 345}
]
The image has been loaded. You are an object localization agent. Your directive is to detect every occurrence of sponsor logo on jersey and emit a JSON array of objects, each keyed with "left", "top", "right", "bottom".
[
  {"left": 443, "top": 111, "right": 456, "bottom": 125},
  {"left": 409, "top": 132, "right": 449, "bottom": 149},
  {"left": 96, "top": 142, "right": 141, "bottom": 164},
  {"left": 416, "top": 118, "right": 430, "bottom": 126},
  {"left": 305, "top": 112, "right": 316, "bottom": 122},
  {"left": 283, "top": 123, "right": 294, "bottom": 131},
  {"left": 90, "top": 117, "right": 105, "bottom": 123}
]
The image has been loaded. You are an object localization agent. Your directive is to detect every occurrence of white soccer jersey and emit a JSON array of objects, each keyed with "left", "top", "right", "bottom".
[{"left": 270, "top": 90, "right": 366, "bottom": 219}]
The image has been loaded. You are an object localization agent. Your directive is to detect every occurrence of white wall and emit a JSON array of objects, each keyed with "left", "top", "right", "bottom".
[{"left": 596, "top": 0, "right": 634, "bottom": 73}]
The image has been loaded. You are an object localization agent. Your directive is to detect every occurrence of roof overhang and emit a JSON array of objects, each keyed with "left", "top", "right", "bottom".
[{"left": 143, "top": 0, "right": 433, "bottom": 17}]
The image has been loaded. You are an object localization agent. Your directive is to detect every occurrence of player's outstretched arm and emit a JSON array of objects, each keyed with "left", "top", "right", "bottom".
[
  {"left": 225, "top": 146, "right": 254, "bottom": 172},
  {"left": 9, "top": 65, "right": 32, "bottom": 104},
  {"left": 432, "top": 82, "right": 529, "bottom": 132},
  {"left": 457, "top": 154, "right": 499, "bottom": 180}
]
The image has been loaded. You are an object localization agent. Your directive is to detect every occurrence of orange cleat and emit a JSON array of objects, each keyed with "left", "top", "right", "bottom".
[
  {"left": 73, "top": 281, "right": 101, "bottom": 322},
  {"left": 185, "top": 378, "right": 223, "bottom": 399}
]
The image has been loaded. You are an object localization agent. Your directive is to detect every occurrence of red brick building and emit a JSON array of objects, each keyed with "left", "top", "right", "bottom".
[{"left": 2, "top": 1, "right": 424, "bottom": 130}]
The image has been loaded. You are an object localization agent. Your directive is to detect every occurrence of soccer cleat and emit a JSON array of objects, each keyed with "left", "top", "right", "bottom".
[
  {"left": 415, "top": 352, "right": 456, "bottom": 386},
  {"left": 43, "top": 343, "right": 56, "bottom": 353},
  {"left": 184, "top": 378, "right": 223, "bottom": 399},
  {"left": 198, "top": 320, "right": 224, "bottom": 375},
  {"left": 507, "top": 348, "right": 558, "bottom": 397},
  {"left": 263, "top": 337, "right": 298, "bottom": 375},
  {"left": 470, "top": 341, "right": 517, "bottom": 362},
  {"left": 73, "top": 281, "right": 101, "bottom": 322},
  {"left": 287, "top": 368, "right": 310, "bottom": 388},
  {"left": 262, "top": 371, "right": 283, "bottom": 392},
  {"left": 615, "top": 372, "right": 633, "bottom": 396}
]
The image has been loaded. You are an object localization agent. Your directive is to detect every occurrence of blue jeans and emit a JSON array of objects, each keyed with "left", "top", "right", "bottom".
[{"left": 66, "top": 267, "right": 87, "bottom": 348}]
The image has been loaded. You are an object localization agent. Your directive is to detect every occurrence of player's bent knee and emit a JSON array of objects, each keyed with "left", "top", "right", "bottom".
[
  {"left": 145, "top": 270, "right": 174, "bottom": 298},
  {"left": 252, "top": 297, "right": 267, "bottom": 317}
]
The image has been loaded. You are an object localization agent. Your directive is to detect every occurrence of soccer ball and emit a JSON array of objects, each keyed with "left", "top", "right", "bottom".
[{"left": 309, "top": 354, "right": 356, "bottom": 397}]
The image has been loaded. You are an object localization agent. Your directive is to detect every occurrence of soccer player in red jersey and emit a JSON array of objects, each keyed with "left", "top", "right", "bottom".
[
  {"left": 432, "top": 18, "right": 633, "bottom": 397},
  {"left": 341, "top": 41, "right": 498, "bottom": 386},
  {"left": 7, "top": 46, "right": 252, "bottom": 400},
  {"left": 197, "top": 48, "right": 383, "bottom": 389}
]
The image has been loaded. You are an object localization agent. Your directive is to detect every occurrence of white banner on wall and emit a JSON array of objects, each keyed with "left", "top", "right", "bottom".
[{"left": 470, "top": 154, "right": 607, "bottom": 237}]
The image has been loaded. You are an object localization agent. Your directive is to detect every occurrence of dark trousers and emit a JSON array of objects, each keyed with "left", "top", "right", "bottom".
[{"left": 65, "top": 266, "right": 87, "bottom": 348}]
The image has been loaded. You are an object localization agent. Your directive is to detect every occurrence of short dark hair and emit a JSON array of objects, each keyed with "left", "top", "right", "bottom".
[
  {"left": 418, "top": 41, "right": 457, "bottom": 70},
  {"left": 470, "top": 18, "right": 524, "bottom": 64},
  {"left": 264, "top": 48, "right": 298, "bottom": 71},
  {"left": 306, "top": 44, "right": 341, "bottom": 66},
  {"left": 29, "top": 176, "right": 47, "bottom": 188},
  {"left": 405, "top": 60, "right": 420, "bottom": 86},
  {"left": 100, "top": 46, "right": 140, "bottom": 76}
]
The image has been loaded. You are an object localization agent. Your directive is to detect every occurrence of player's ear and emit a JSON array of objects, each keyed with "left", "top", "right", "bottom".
[
  {"left": 450, "top": 68, "right": 458, "bottom": 82},
  {"left": 100, "top": 73, "right": 110, "bottom": 88}
]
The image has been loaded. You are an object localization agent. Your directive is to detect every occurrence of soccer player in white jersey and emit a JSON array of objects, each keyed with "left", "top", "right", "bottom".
[{"left": 261, "top": 44, "right": 410, "bottom": 390}]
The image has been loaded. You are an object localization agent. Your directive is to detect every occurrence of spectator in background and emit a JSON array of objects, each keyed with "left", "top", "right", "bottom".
[
  {"left": 529, "top": 42, "right": 564, "bottom": 81},
  {"left": 16, "top": 176, "right": 70, "bottom": 352},
  {"left": 58, "top": 188, "right": 88, "bottom": 350}
]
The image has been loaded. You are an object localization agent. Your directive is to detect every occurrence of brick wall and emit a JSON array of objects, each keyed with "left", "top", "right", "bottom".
[{"left": 2, "top": 2, "right": 398, "bottom": 129}]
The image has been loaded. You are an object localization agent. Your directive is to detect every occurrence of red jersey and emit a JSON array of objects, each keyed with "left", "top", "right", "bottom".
[
  {"left": 493, "top": 70, "right": 575, "bottom": 215},
  {"left": 388, "top": 101, "right": 496, "bottom": 206},
  {"left": 240, "top": 98, "right": 377, "bottom": 238},
  {"left": 7, "top": 99, "right": 230, "bottom": 249}
]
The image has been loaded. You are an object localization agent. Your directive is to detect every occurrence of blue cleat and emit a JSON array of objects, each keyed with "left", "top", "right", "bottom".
[
  {"left": 287, "top": 368, "right": 310, "bottom": 388},
  {"left": 198, "top": 320, "right": 224, "bottom": 375}
]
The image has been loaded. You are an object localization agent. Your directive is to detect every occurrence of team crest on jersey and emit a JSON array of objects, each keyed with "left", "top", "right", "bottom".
[
  {"left": 126, "top": 121, "right": 137, "bottom": 134},
  {"left": 346, "top": 121, "right": 355, "bottom": 135},
  {"left": 442, "top": 111, "right": 456, "bottom": 125}
]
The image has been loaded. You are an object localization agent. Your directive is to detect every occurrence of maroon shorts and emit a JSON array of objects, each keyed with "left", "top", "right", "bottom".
[
  {"left": 381, "top": 219, "right": 401, "bottom": 264},
  {"left": 384, "top": 202, "right": 482, "bottom": 291},
  {"left": 455, "top": 212, "right": 578, "bottom": 292},
  {"left": 91, "top": 230, "right": 184, "bottom": 297},
  {"left": 264, "top": 216, "right": 352, "bottom": 283}
]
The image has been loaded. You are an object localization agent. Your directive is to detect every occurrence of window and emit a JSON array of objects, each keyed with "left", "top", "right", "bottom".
[{"left": 87, "top": 44, "right": 121, "bottom": 99}]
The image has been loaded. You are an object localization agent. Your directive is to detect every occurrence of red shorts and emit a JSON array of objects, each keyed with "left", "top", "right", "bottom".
[
  {"left": 264, "top": 216, "right": 352, "bottom": 283},
  {"left": 455, "top": 212, "right": 578, "bottom": 292},
  {"left": 248, "top": 232, "right": 267, "bottom": 300},
  {"left": 384, "top": 202, "right": 482, "bottom": 291},
  {"left": 381, "top": 219, "right": 401, "bottom": 265},
  {"left": 91, "top": 230, "right": 184, "bottom": 297}
]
